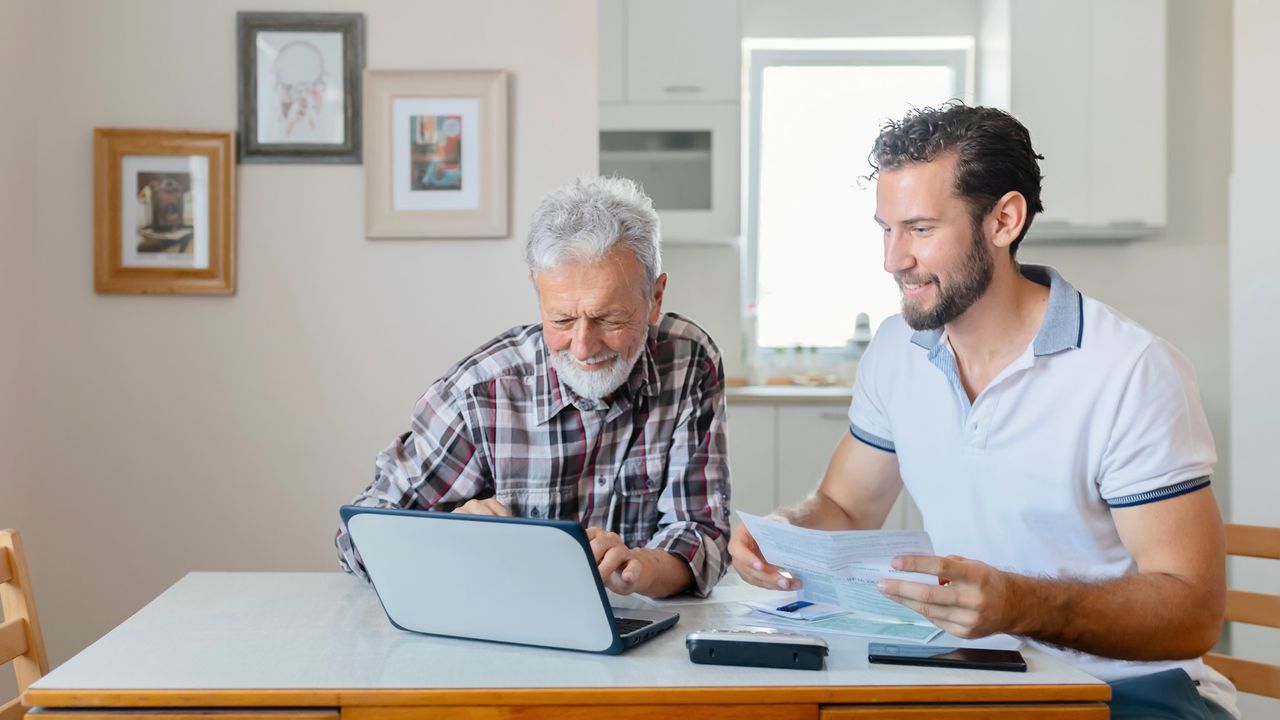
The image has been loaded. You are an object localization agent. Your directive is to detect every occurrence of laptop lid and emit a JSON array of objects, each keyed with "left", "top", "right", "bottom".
[{"left": 341, "top": 505, "right": 637, "bottom": 654}]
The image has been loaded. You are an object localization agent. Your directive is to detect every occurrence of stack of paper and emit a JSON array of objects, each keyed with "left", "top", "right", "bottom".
[{"left": 736, "top": 512, "right": 944, "bottom": 643}]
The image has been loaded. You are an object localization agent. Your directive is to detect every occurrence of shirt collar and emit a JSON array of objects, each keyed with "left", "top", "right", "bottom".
[
  {"left": 908, "top": 264, "right": 1084, "bottom": 357},
  {"left": 533, "top": 329, "right": 660, "bottom": 425}
]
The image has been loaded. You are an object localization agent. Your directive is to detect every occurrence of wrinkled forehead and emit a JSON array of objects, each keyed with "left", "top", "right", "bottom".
[{"left": 533, "top": 254, "right": 651, "bottom": 313}]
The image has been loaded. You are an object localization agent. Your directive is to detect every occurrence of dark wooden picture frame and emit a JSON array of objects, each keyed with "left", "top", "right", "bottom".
[
  {"left": 94, "top": 128, "right": 236, "bottom": 295},
  {"left": 237, "top": 12, "right": 365, "bottom": 164}
]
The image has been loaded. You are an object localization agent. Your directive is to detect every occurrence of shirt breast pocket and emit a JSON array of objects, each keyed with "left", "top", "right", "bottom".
[{"left": 616, "top": 455, "right": 667, "bottom": 547}]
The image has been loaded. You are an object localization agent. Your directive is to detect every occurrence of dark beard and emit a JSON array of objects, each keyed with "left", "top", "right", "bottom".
[{"left": 900, "top": 224, "right": 995, "bottom": 331}]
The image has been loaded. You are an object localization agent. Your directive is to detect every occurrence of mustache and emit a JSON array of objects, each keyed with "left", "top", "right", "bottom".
[
  {"left": 556, "top": 350, "right": 621, "bottom": 366},
  {"left": 895, "top": 272, "right": 938, "bottom": 287}
]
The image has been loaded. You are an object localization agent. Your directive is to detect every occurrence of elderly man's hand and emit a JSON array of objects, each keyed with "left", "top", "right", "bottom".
[
  {"left": 586, "top": 527, "right": 650, "bottom": 595},
  {"left": 877, "top": 554, "right": 1017, "bottom": 639},
  {"left": 451, "top": 498, "right": 512, "bottom": 517},
  {"left": 728, "top": 522, "right": 800, "bottom": 591}
]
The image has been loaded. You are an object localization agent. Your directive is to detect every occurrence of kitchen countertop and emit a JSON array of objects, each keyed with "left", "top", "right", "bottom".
[{"left": 725, "top": 384, "right": 853, "bottom": 405}]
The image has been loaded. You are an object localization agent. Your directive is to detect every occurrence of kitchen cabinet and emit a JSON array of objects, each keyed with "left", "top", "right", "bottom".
[
  {"left": 979, "top": 0, "right": 1166, "bottom": 242},
  {"left": 600, "top": 0, "right": 741, "bottom": 105},
  {"left": 625, "top": 0, "right": 741, "bottom": 103},
  {"left": 598, "top": 0, "right": 626, "bottom": 104},
  {"left": 599, "top": 103, "right": 740, "bottom": 240}
]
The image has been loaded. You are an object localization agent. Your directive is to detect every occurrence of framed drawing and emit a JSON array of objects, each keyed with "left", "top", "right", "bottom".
[
  {"left": 94, "top": 128, "right": 235, "bottom": 295},
  {"left": 365, "top": 70, "right": 509, "bottom": 238},
  {"left": 237, "top": 12, "right": 364, "bottom": 163}
]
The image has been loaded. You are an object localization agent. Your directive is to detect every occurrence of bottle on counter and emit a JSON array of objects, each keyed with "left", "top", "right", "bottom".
[{"left": 841, "top": 313, "right": 873, "bottom": 384}]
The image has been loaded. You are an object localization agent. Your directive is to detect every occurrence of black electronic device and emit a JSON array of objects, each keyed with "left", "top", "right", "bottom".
[
  {"left": 686, "top": 627, "right": 828, "bottom": 671},
  {"left": 867, "top": 642, "right": 1027, "bottom": 672}
]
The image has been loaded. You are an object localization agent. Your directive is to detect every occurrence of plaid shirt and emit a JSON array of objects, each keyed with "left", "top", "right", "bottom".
[{"left": 336, "top": 313, "right": 731, "bottom": 596}]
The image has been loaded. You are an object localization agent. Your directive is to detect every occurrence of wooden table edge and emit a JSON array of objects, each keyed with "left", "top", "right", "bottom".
[{"left": 23, "top": 684, "right": 1111, "bottom": 708}]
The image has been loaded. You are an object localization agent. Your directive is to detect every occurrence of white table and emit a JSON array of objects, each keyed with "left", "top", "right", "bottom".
[{"left": 25, "top": 572, "right": 1110, "bottom": 719}]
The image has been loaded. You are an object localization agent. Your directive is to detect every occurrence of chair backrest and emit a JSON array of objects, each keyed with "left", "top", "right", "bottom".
[
  {"left": 1204, "top": 523, "right": 1280, "bottom": 699},
  {"left": 1, "top": 529, "right": 49, "bottom": 720}
]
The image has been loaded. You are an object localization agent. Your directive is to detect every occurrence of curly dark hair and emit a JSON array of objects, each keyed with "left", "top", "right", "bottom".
[{"left": 869, "top": 102, "right": 1045, "bottom": 255}]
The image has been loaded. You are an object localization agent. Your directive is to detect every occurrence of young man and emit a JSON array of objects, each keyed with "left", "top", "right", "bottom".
[
  {"left": 338, "top": 177, "right": 730, "bottom": 599},
  {"left": 730, "top": 105, "right": 1236, "bottom": 719}
]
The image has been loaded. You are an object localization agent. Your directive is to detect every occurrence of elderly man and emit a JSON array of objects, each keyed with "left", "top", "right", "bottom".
[{"left": 336, "top": 176, "right": 730, "bottom": 598}]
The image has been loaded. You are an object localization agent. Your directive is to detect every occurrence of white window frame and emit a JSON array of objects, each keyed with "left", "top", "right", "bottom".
[{"left": 742, "top": 39, "right": 973, "bottom": 354}]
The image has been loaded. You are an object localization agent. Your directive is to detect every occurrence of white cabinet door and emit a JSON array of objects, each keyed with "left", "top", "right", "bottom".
[
  {"left": 775, "top": 406, "right": 847, "bottom": 509},
  {"left": 598, "top": 0, "right": 626, "bottom": 104},
  {"left": 626, "top": 0, "right": 741, "bottom": 103},
  {"left": 982, "top": 0, "right": 1166, "bottom": 239},
  {"left": 1005, "top": 0, "right": 1092, "bottom": 228},
  {"left": 1086, "top": 0, "right": 1165, "bottom": 228},
  {"left": 724, "top": 404, "right": 776, "bottom": 522},
  {"left": 776, "top": 406, "right": 921, "bottom": 531}
]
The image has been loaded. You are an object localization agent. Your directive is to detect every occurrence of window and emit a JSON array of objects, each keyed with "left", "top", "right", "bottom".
[{"left": 744, "top": 40, "right": 972, "bottom": 351}]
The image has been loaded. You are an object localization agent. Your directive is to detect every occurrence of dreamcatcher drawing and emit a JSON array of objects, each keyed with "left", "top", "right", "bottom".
[{"left": 274, "top": 40, "right": 327, "bottom": 136}]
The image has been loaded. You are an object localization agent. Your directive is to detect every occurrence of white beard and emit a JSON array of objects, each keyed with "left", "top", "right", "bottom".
[{"left": 550, "top": 347, "right": 643, "bottom": 400}]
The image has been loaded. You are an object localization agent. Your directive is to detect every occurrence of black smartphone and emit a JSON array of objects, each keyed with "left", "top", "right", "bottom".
[{"left": 867, "top": 642, "right": 1027, "bottom": 672}]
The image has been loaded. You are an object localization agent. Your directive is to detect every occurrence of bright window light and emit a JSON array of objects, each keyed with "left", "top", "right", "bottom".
[{"left": 754, "top": 61, "right": 960, "bottom": 348}]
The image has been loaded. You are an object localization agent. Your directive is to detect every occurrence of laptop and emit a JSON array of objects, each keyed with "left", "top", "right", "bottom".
[{"left": 340, "top": 505, "right": 680, "bottom": 654}]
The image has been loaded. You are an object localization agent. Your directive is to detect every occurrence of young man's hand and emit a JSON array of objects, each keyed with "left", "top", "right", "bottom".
[
  {"left": 728, "top": 523, "right": 800, "bottom": 591},
  {"left": 877, "top": 554, "right": 1018, "bottom": 639}
]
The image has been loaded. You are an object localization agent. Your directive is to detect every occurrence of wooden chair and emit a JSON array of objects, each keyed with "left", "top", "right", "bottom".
[
  {"left": 1, "top": 530, "right": 49, "bottom": 720},
  {"left": 1204, "top": 523, "right": 1280, "bottom": 699}
]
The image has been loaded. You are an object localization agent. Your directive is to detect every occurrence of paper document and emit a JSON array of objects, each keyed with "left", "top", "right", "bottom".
[
  {"left": 737, "top": 511, "right": 939, "bottom": 626},
  {"left": 748, "top": 612, "right": 944, "bottom": 643},
  {"left": 742, "top": 599, "right": 849, "bottom": 622}
]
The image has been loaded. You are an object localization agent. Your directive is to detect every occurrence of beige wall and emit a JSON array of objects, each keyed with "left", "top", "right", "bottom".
[
  {"left": 1230, "top": 1, "right": 1280, "bottom": 715},
  {"left": 1, "top": 0, "right": 596, "bottom": 669}
]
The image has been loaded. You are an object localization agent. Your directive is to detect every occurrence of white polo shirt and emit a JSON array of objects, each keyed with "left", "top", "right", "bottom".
[{"left": 848, "top": 265, "right": 1236, "bottom": 716}]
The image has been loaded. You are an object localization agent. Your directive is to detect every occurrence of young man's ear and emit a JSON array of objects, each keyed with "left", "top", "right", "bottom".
[
  {"left": 647, "top": 273, "right": 668, "bottom": 325},
  {"left": 988, "top": 191, "right": 1029, "bottom": 252}
]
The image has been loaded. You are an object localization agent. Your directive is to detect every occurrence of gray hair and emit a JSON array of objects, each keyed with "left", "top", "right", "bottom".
[{"left": 525, "top": 176, "right": 662, "bottom": 289}]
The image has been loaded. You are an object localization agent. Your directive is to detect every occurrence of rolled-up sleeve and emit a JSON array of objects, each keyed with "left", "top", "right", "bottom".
[
  {"left": 335, "top": 382, "right": 492, "bottom": 579},
  {"left": 647, "top": 348, "right": 731, "bottom": 597}
]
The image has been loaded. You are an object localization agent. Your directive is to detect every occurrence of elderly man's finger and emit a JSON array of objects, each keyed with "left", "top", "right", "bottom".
[
  {"left": 483, "top": 499, "right": 513, "bottom": 517},
  {"left": 597, "top": 545, "right": 632, "bottom": 580},
  {"left": 589, "top": 531, "right": 623, "bottom": 563},
  {"left": 618, "top": 557, "right": 644, "bottom": 588}
]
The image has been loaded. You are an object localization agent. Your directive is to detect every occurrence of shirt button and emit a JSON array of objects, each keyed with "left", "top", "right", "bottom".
[
  {"left": 530, "top": 507, "right": 542, "bottom": 518},
  {"left": 597, "top": 477, "right": 607, "bottom": 486}
]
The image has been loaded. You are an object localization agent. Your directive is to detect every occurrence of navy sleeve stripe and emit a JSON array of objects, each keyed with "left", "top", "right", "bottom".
[
  {"left": 1107, "top": 476, "right": 1211, "bottom": 508},
  {"left": 850, "top": 423, "right": 896, "bottom": 454}
]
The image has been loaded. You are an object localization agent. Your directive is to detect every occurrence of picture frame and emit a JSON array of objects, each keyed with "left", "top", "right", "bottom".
[
  {"left": 237, "top": 12, "right": 365, "bottom": 164},
  {"left": 94, "top": 128, "right": 236, "bottom": 295},
  {"left": 365, "top": 70, "right": 509, "bottom": 238}
]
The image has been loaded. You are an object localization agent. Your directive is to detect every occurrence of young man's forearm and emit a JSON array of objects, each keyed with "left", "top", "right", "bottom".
[
  {"left": 777, "top": 490, "right": 874, "bottom": 530},
  {"left": 1007, "top": 571, "right": 1222, "bottom": 660}
]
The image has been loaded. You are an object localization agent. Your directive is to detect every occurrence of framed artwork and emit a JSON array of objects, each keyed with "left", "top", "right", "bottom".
[
  {"left": 94, "top": 129, "right": 235, "bottom": 295},
  {"left": 237, "top": 12, "right": 365, "bottom": 163},
  {"left": 365, "top": 70, "right": 509, "bottom": 238}
]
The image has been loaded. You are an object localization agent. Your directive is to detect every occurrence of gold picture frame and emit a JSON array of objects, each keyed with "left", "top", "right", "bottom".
[
  {"left": 364, "top": 70, "right": 509, "bottom": 238},
  {"left": 94, "top": 128, "right": 236, "bottom": 295}
]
